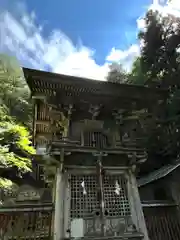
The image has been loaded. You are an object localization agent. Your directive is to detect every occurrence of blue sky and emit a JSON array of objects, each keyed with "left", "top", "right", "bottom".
[
  {"left": 0, "top": 0, "right": 179, "bottom": 80},
  {"left": 25, "top": 0, "right": 150, "bottom": 64}
]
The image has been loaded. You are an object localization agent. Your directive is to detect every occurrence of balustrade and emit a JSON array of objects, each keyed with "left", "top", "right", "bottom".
[{"left": 0, "top": 205, "right": 53, "bottom": 239}]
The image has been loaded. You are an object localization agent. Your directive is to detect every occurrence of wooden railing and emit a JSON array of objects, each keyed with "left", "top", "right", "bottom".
[
  {"left": 50, "top": 133, "right": 146, "bottom": 151},
  {"left": 0, "top": 204, "right": 53, "bottom": 239},
  {"left": 142, "top": 202, "right": 180, "bottom": 240}
]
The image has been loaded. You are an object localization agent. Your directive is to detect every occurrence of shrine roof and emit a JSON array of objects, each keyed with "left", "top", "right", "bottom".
[
  {"left": 23, "top": 68, "right": 167, "bottom": 103},
  {"left": 138, "top": 160, "right": 180, "bottom": 187}
]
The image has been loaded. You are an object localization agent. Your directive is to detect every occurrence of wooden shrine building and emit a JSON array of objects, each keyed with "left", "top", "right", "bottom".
[
  {"left": 23, "top": 67, "right": 170, "bottom": 240},
  {"left": 3, "top": 67, "right": 180, "bottom": 240},
  {"left": 4, "top": 67, "right": 180, "bottom": 240}
]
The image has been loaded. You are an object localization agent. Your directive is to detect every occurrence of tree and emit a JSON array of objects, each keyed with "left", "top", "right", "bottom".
[
  {"left": 0, "top": 55, "right": 35, "bottom": 189},
  {"left": 134, "top": 9, "right": 180, "bottom": 164},
  {"left": 107, "top": 63, "right": 128, "bottom": 83},
  {"left": 138, "top": 10, "right": 180, "bottom": 88},
  {"left": 0, "top": 105, "right": 35, "bottom": 189},
  {"left": 0, "top": 54, "right": 32, "bottom": 128},
  {"left": 128, "top": 57, "right": 146, "bottom": 85}
]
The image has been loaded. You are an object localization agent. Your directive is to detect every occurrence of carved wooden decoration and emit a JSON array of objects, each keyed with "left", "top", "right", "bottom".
[
  {"left": 89, "top": 104, "right": 102, "bottom": 119},
  {"left": 16, "top": 185, "right": 41, "bottom": 202}
]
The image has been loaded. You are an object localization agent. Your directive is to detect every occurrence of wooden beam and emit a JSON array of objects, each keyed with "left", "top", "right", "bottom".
[
  {"left": 51, "top": 146, "right": 145, "bottom": 155},
  {"left": 36, "top": 120, "right": 50, "bottom": 125},
  {"left": 36, "top": 133, "right": 52, "bottom": 139},
  {"left": 0, "top": 204, "right": 53, "bottom": 212},
  {"left": 32, "top": 94, "right": 46, "bottom": 100}
]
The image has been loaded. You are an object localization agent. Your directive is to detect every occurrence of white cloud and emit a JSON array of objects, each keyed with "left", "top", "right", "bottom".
[
  {"left": 106, "top": 45, "right": 140, "bottom": 71},
  {"left": 137, "top": 18, "right": 146, "bottom": 30},
  {"left": 2, "top": 0, "right": 179, "bottom": 81},
  {"left": 0, "top": 3, "right": 139, "bottom": 80},
  {"left": 168, "top": 0, "right": 180, "bottom": 10},
  {"left": 53, "top": 47, "right": 109, "bottom": 80},
  {"left": 0, "top": 9, "right": 110, "bottom": 80},
  {"left": 151, "top": 0, "right": 180, "bottom": 16},
  {"left": 137, "top": 0, "right": 180, "bottom": 31}
]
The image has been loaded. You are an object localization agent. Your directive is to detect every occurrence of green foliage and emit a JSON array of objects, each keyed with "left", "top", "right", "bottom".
[
  {"left": 0, "top": 106, "right": 35, "bottom": 187},
  {"left": 138, "top": 10, "right": 180, "bottom": 86},
  {"left": 0, "top": 146, "right": 30, "bottom": 172},
  {"left": 106, "top": 9, "right": 180, "bottom": 163},
  {"left": 0, "top": 122, "right": 35, "bottom": 154},
  {"left": 124, "top": 10, "right": 180, "bottom": 89},
  {"left": 0, "top": 178, "right": 18, "bottom": 189},
  {"left": 128, "top": 58, "right": 146, "bottom": 85},
  {"left": 131, "top": 9, "right": 180, "bottom": 161},
  {"left": 0, "top": 54, "right": 32, "bottom": 128},
  {"left": 0, "top": 105, "right": 35, "bottom": 183},
  {"left": 0, "top": 55, "right": 35, "bottom": 189}
]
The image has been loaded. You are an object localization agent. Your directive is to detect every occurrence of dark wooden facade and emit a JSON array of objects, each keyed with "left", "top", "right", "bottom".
[
  {"left": 0, "top": 204, "right": 53, "bottom": 239},
  {"left": 143, "top": 204, "right": 180, "bottom": 240},
  {"left": 0, "top": 67, "right": 173, "bottom": 240},
  {"left": 23, "top": 68, "right": 170, "bottom": 240},
  {"left": 139, "top": 163, "right": 180, "bottom": 240},
  {"left": 23, "top": 67, "right": 166, "bottom": 155},
  {"left": 0, "top": 182, "right": 53, "bottom": 239}
]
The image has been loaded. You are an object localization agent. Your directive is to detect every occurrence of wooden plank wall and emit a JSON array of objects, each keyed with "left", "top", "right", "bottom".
[{"left": 143, "top": 205, "right": 180, "bottom": 240}]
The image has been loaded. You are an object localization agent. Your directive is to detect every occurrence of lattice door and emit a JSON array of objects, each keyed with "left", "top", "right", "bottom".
[
  {"left": 103, "top": 174, "right": 134, "bottom": 236},
  {"left": 70, "top": 174, "right": 99, "bottom": 219},
  {"left": 103, "top": 174, "right": 131, "bottom": 217},
  {"left": 68, "top": 171, "right": 135, "bottom": 237}
]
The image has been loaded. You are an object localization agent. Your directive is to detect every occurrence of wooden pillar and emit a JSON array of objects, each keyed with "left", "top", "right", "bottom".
[
  {"left": 32, "top": 100, "right": 37, "bottom": 146},
  {"left": 128, "top": 170, "right": 149, "bottom": 240},
  {"left": 54, "top": 151, "right": 65, "bottom": 240},
  {"left": 63, "top": 170, "right": 71, "bottom": 238},
  {"left": 96, "top": 154, "right": 105, "bottom": 236}
]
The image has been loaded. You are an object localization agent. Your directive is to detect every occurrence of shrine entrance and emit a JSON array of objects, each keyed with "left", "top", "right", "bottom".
[{"left": 64, "top": 168, "right": 141, "bottom": 239}]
